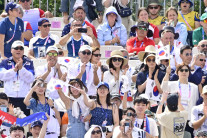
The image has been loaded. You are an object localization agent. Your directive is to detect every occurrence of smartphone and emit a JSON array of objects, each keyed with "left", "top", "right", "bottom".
[
  {"left": 0, "top": 105, "right": 8, "bottom": 112},
  {"left": 78, "top": 28, "right": 87, "bottom": 33},
  {"left": 124, "top": 122, "right": 130, "bottom": 133}
]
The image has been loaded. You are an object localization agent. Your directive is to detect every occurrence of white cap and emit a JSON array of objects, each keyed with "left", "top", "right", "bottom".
[
  {"left": 11, "top": 41, "right": 24, "bottom": 49},
  {"left": 79, "top": 45, "right": 92, "bottom": 52},
  {"left": 46, "top": 46, "right": 58, "bottom": 54}
]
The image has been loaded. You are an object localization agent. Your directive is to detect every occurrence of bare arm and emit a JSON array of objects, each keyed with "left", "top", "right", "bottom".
[
  {"left": 59, "top": 32, "right": 72, "bottom": 46},
  {"left": 137, "top": 80, "right": 147, "bottom": 93},
  {"left": 57, "top": 88, "right": 70, "bottom": 110},
  {"left": 28, "top": 50, "right": 35, "bottom": 59},
  {"left": 80, "top": 91, "right": 95, "bottom": 109},
  {"left": 121, "top": 0, "right": 129, "bottom": 6},
  {"left": 122, "top": 92, "right": 128, "bottom": 110},
  {"left": 154, "top": 70, "right": 163, "bottom": 94},
  {"left": 23, "top": 86, "right": 35, "bottom": 106},
  {"left": 103, "top": 0, "right": 111, "bottom": 7},
  {"left": 0, "top": 34, "right": 7, "bottom": 59},
  {"left": 132, "top": 74, "right": 137, "bottom": 83},
  {"left": 38, "top": 114, "right": 50, "bottom": 138},
  {"left": 192, "top": 115, "right": 206, "bottom": 130},
  {"left": 93, "top": 65, "right": 99, "bottom": 86},
  {"left": 112, "top": 104, "right": 119, "bottom": 129},
  {"left": 22, "top": 30, "right": 33, "bottom": 41},
  {"left": 91, "top": 36, "right": 100, "bottom": 48},
  {"left": 154, "top": 38, "right": 160, "bottom": 45}
]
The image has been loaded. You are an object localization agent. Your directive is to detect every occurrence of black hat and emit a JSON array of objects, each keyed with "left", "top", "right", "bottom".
[
  {"left": 131, "top": 21, "right": 153, "bottom": 38},
  {"left": 167, "top": 93, "right": 178, "bottom": 110},
  {"left": 159, "top": 26, "right": 179, "bottom": 39}
]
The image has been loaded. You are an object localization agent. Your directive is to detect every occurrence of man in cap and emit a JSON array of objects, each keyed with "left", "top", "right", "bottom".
[
  {"left": 67, "top": 45, "right": 101, "bottom": 98},
  {"left": 126, "top": 21, "right": 155, "bottom": 55},
  {"left": 59, "top": 19, "right": 100, "bottom": 58},
  {"left": 147, "top": 0, "right": 166, "bottom": 31},
  {"left": 0, "top": 2, "right": 24, "bottom": 59},
  {"left": 191, "top": 85, "right": 207, "bottom": 136},
  {"left": 0, "top": 40, "right": 34, "bottom": 116},
  {"left": 156, "top": 92, "right": 188, "bottom": 138},
  {"left": 28, "top": 18, "right": 60, "bottom": 59},
  {"left": 29, "top": 121, "right": 43, "bottom": 138},
  {"left": 61, "top": 6, "right": 97, "bottom": 38},
  {"left": 193, "top": 13, "right": 207, "bottom": 47}
]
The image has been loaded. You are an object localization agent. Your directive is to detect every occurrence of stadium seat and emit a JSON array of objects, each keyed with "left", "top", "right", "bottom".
[
  {"left": 35, "top": 31, "right": 62, "bottom": 39},
  {"left": 48, "top": 17, "right": 65, "bottom": 31},
  {"left": 100, "top": 45, "right": 123, "bottom": 59}
]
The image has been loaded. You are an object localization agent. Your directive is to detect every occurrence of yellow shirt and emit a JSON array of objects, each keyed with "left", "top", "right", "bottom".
[
  {"left": 178, "top": 11, "right": 200, "bottom": 31},
  {"left": 148, "top": 16, "right": 166, "bottom": 26}
]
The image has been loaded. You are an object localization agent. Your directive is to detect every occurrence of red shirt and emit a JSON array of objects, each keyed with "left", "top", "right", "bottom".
[
  {"left": 149, "top": 23, "right": 159, "bottom": 39},
  {"left": 126, "top": 37, "right": 155, "bottom": 54}
]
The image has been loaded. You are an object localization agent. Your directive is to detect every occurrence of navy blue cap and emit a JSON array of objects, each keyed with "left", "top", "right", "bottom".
[
  {"left": 178, "top": 0, "right": 193, "bottom": 7},
  {"left": 97, "top": 82, "right": 109, "bottom": 90},
  {"left": 5, "top": 2, "right": 19, "bottom": 13},
  {"left": 31, "top": 121, "right": 42, "bottom": 128},
  {"left": 167, "top": 93, "right": 178, "bottom": 109},
  {"left": 38, "top": 18, "right": 49, "bottom": 26}
]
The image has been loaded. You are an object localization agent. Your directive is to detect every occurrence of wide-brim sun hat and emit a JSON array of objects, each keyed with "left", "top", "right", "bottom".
[
  {"left": 106, "top": 50, "right": 128, "bottom": 66},
  {"left": 143, "top": 53, "right": 156, "bottom": 64},
  {"left": 138, "top": 46, "right": 156, "bottom": 62},
  {"left": 147, "top": 0, "right": 163, "bottom": 10}
]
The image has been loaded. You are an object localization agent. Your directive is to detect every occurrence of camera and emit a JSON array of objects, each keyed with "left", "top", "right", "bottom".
[{"left": 78, "top": 28, "right": 87, "bottom": 33}]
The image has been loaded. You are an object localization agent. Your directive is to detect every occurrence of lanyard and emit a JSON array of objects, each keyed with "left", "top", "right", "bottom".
[
  {"left": 178, "top": 81, "right": 191, "bottom": 98},
  {"left": 180, "top": 11, "right": 193, "bottom": 31},
  {"left": 44, "top": 34, "right": 50, "bottom": 46},
  {"left": 101, "top": 105, "right": 108, "bottom": 120},
  {"left": 82, "top": 21, "right": 85, "bottom": 27},
  {"left": 134, "top": 41, "right": 144, "bottom": 48},
  {"left": 202, "top": 29, "right": 205, "bottom": 40},
  {"left": 6, "top": 18, "right": 17, "bottom": 44},
  {"left": 78, "top": 63, "right": 91, "bottom": 83},
  {"left": 71, "top": 36, "right": 84, "bottom": 57},
  {"left": 170, "top": 46, "right": 174, "bottom": 54}
]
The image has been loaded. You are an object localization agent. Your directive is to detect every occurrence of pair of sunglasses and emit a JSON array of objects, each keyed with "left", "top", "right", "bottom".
[
  {"left": 125, "top": 112, "right": 137, "bottom": 118},
  {"left": 91, "top": 130, "right": 101, "bottom": 135},
  {"left": 112, "top": 58, "right": 123, "bottom": 62},
  {"left": 200, "top": 59, "right": 206, "bottom": 62},
  {"left": 42, "top": 24, "right": 51, "bottom": 28},
  {"left": 13, "top": 47, "right": 24, "bottom": 51},
  {"left": 149, "top": 6, "right": 159, "bottom": 9},
  {"left": 201, "top": 44, "right": 207, "bottom": 48},
  {"left": 179, "top": 69, "right": 189, "bottom": 72},
  {"left": 82, "top": 51, "right": 91, "bottom": 55},
  {"left": 147, "top": 58, "right": 155, "bottom": 62},
  {"left": 47, "top": 52, "right": 58, "bottom": 57},
  {"left": 93, "top": 54, "right": 101, "bottom": 57}
]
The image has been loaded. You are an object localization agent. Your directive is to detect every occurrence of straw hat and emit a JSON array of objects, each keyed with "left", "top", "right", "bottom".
[
  {"left": 143, "top": 54, "right": 156, "bottom": 64},
  {"left": 106, "top": 50, "right": 128, "bottom": 66},
  {"left": 138, "top": 46, "right": 156, "bottom": 62}
]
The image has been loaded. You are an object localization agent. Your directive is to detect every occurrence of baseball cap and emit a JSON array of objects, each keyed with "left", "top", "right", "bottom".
[
  {"left": 5, "top": 2, "right": 19, "bottom": 13},
  {"left": 97, "top": 82, "right": 109, "bottom": 90},
  {"left": 202, "top": 85, "right": 207, "bottom": 94},
  {"left": 31, "top": 121, "right": 42, "bottom": 128},
  {"left": 111, "top": 94, "right": 121, "bottom": 101},
  {"left": 130, "top": 21, "right": 153, "bottom": 37},
  {"left": 167, "top": 93, "right": 178, "bottom": 110},
  {"left": 46, "top": 46, "right": 58, "bottom": 54},
  {"left": 79, "top": 45, "right": 92, "bottom": 52},
  {"left": 11, "top": 41, "right": 24, "bottom": 49},
  {"left": 74, "top": 6, "right": 85, "bottom": 12},
  {"left": 38, "top": 18, "right": 49, "bottom": 26}
]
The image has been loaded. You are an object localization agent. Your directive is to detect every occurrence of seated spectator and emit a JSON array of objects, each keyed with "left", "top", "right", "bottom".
[
  {"left": 17, "top": 5, "right": 33, "bottom": 47},
  {"left": 165, "top": 7, "right": 188, "bottom": 45},
  {"left": 130, "top": 7, "right": 160, "bottom": 44},
  {"left": 9, "top": 125, "right": 24, "bottom": 138},
  {"left": 67, "top": 45, "right": 101, "bottom": 97},
  {"left": 193, "top": 13, "right": 207, "bottom": 47},
  {"left": 147, "top": 0, "right": 166, "bottom": 30},
  {"left": 178, "top": 0, "right": 200, "bottom": 46},
  {"left": 156, "top": 92, "right": 188, "bottom": 138},
  {"left": 28, "top": 18, "right": 60, "bottom": 59},
  {"left": 59, "top": 19, "right": 100, "bottom": 58},
  {"left": 191, "top": 85, "right": 207, "bottom": 136},
  {"left": 19, "top": 0, "right": 53, "bottom": 35},
  {"left": 81, "top": 82, "right": 119, "bottom": 138},
  {"left": 127, "top": 21, "right": 155, "bottom": 55},
  {"left": 0, "top": 2, "right": 24, "bottom": 59},
  {"left": 97, "top": 6, "right": 127, "bottom": 47},
  {"left": 161, "top": 64, "right": 199, "bottom": 136},
  {"left": 103, "top": 50, "right": 133, "bottom": 106},
  {"left": 84, "top": 125, "right": 105, "bottom": 138},
  {"left": 159, "top": 26, "right": 182, "bottom": 70},
  {"left": 113, "top": 107, "right": 146, "bottom": 138},
  {"left": 110, "top": 94, "right": 123, "bottom": 121},
  {"left": 29, "top": 121, "right": 42, "bottom": 138},
  {"left": 0, "top": 41, "right": 34, "bottom": 116},
  {"left": 61, "top": 6, "right": 97, "bottom": 38},
  {"left": 136, "top": 46, "right": 165, "bottom": 112},
  {"left": 57, "top": 79, "right": 90, "bottom": 137}
]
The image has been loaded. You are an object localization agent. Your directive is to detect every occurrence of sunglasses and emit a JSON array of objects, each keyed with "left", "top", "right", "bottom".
[
  {"left": 125, "top": 112, "right": 137, "bottom": 118},
  {"left": 91, "top": 130, "right": 101, "bottom": 135},
  {"left": 200, "top": 59, "right": 206, "bottom": 62},
  {"left": 204, "top": 19, "right": 207, "bottom": 23},
  {"left": 58, "top": 51, "right": 63, "bottom": 55},
  {"left": 47, "top": 52, "right": 58, "bottom": 57},
  {"left": 93, "top": 54, "right": 101, "bottom": 57},
  {"left": 13, "top": 47, "right": 24, "bottom": 50},
  {"left": 138, "top": 27, "right": 148, "bottom": 31},
  {"left": 112, "top": 58, "right": 123, "bottom": 62},
  {"left": 20, "top": 0, "right": 30, "bottom": 2},
  {"left": 185, "top": 53, "right": 192, "bottom": 56},
  {"left": 181, "top": 1, "right": 190, "bottom": 3},
  {"left": 147, "top": 58, "right": 155, "bottom": 62},
  {"left": 201, "top": 44, "right": 207, "bottom": 48},
  {"left": 42, "top": 24, "right": 51, "bottom": 28},
  {"left": 82, "top": 51, "right": 91, "bottom": 55},
  {"left": 180, "top": 69, "right": 189, "bottom": 72},
  {"left": 149, "top": 6, "right": 159, "bottom": 9}
]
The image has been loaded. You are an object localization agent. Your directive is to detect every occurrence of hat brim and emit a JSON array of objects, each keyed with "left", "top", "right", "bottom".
[
  {"left": 144, "top": 54, "right": 156, "bottom": 64},
  {"left": 106, "top": 55, "right": 128, "bottom": 66},
  {"left": 148, "top": 4, "right": 163, "bottom": 10},
  {"left": 159, "top": 30, "right": 179, "bottom": 39},
  {"left": 138, "top": 50, "right": 156, "bottom": 62},
  {"left": 178, "top": 0, "right": 193, "bottom": 7}
]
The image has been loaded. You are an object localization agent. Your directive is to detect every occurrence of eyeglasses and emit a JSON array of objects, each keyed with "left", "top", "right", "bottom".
[
  {"left": 138, "top": 27, "right": 148, "bottom": 31},
  {"left": 200, "top": 59, "right": 206, "bottom": 62},
  {"left": 201, "top": 44, "right": 207, "bottom": 48},
  {"left": 179, "top": 69, "right": 189, "bottom": 72},
  {"left": 181, "top": 1, "right": 190, "bottom": 3},
  {"left": 20, "top": 0, "right": 30, "bottom": 2},
  {"left": 58, "top": 51, "right": 63, "bottom": 55},
  {"left": 185, "top": 53, "right": 192, "bottom": 56},
  {"left": 47, "top": 52, "right": 58, "bottom": 57},
  {"left": 146, "top": 58, "right": 155, "bottom": 62},
  {"left": 42, "top": 24, "right": 51, "bottom": 28},
  {"left": 91, "top": 130, "right": 101, "bottom": 135},
  {"left": 82, "top": 51, "right": 91, "bottom": 55},
  {"left": 13, "top": 47, "right": 24, "bottom": 51},
  {"left": 125, "top": 112, "right": 137, "bottom": 118},
  {"left": 149, "top": 6, "right": 159, "bottom": 9},
  {"left": 112, "top": 58, "right": 123, "bottom": 62},
  {"left": 93, "top": 54, "right": 101, "bottom": 57}
]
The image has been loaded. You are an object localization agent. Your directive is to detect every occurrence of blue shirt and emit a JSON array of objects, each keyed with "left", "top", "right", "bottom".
[
  {"left": 27, "top": 98, "right": 50, "bottom": 114},
  {"left": 62, "top": 23, "right": 71, "bottom": 37},
  {"left": 0, "top": 17, "right": 24, "bottom": 58}
]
